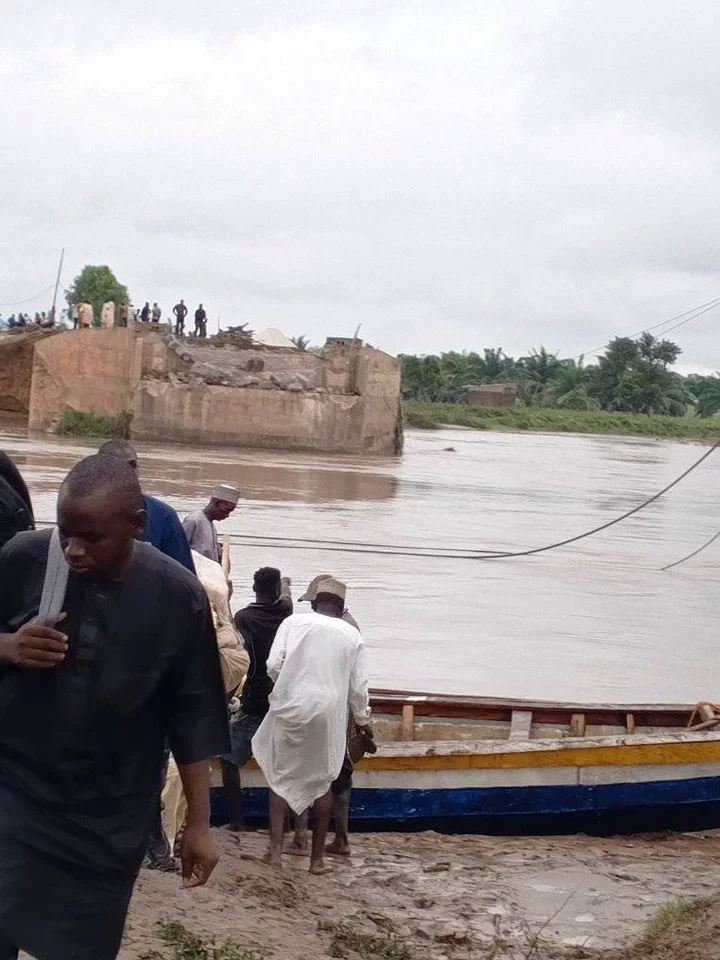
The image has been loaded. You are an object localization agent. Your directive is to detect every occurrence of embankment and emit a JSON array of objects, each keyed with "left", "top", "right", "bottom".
[{"left": 405, "top": 400, "right": 720, "bottom": 441}]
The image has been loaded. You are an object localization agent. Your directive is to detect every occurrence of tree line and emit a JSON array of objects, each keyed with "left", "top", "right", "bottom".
[{"left": 400, "top": 334, "right": 720, "bottom": 418}]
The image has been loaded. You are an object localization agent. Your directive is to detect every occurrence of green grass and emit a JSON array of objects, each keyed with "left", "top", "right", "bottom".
[
  {"left": 318, "top": 920, "right": 417, "bottom": 959},
  {"left": 55, "top": 409, "right": 133, "bottom": 439},
  {"left": 140, "top": 921, "right": 268, "bottom": 960},
  {"left": 404, "top": 401, "right": 720, "bottom": 440},
  {"left": 641, "top": 899, "right": 705, "bottom": 951}
]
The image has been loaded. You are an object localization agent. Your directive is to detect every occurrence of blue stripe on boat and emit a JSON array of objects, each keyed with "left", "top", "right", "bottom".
[{"left": 211, "top": 776, "right": 720, "bottom": 835}]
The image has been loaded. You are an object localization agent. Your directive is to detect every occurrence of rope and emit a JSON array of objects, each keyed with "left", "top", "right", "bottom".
[
  {"left": 32, "top": 439, "right": 720, "bottom": 561},
  {"left": 662, "top": 528, "right": 720, "bottom": 571},
  {"left": 475, "top": 439, "right": 720, "bottom": 562},
  {"left": 221, "top": 439, "right": 720, "bottom": 560}
]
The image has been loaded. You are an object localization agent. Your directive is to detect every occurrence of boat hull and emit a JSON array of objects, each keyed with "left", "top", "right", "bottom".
[{"left": 210, "top": 731, "right": 720, "bottom": 835}]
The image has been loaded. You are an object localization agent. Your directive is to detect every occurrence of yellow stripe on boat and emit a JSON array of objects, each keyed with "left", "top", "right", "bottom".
[{"left": 356, "top": 736, "right": 720, "bottom": 772}]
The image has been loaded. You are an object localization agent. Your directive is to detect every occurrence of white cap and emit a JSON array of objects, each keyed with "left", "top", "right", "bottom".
[{"left": 211, "top": 484, "right": 240, "bottom": 505}]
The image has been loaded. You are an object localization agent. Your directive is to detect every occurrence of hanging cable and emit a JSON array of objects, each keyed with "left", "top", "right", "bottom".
[
  {"left": 32, "top": 439, "right": 719, "bottom": 561},
  {"left": 0, "top": 283, "right": 56, "bottom": 307},
  {"left": 662, "top": 529, "right": 720, "bottom": 572}
]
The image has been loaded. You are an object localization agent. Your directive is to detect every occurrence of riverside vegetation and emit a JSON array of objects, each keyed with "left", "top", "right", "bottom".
[
  {"left": 401, "top": 333, "right": 720, "bottom": 439},
  {"left": 404, "top": 402, "right": 720, "bottom": 439}
]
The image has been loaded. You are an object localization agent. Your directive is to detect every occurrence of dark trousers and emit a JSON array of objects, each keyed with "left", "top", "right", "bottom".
[{"left": 0, "top": 937, "right": 17, "bottom": 960}]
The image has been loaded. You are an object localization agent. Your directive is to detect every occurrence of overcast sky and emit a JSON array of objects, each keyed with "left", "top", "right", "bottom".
[{"left": 2, "top": 1, "right": 719, "bottom": 371}]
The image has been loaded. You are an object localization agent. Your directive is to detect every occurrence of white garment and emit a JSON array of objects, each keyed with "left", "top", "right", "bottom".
[
  {"left": 161, "top": 755, "right": 187, "bottom": 850},
  {"left": 251, "top": 611, "right": 370, "bottom": 814},
  {"left": 101, "top": 301, "right": 115, "bottom": 328},
  {"left": 192, "top": 550, "right": 248, "bottom": 693}
]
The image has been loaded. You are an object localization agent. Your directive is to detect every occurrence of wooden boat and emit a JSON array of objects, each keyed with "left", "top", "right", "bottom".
[{"left": 211, "top": 691, "right": 720, "bottom": 834}]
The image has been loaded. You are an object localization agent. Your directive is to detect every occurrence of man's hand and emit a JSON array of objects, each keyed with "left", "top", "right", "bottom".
[
  {"left": 0, "top": 616, "right": 68, "bottom": 669},
  {"left": 180, "top": 823, "right": 218, "bottom": 889}
]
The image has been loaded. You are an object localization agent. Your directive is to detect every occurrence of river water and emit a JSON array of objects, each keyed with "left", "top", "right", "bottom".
[{"left": 2, "top": 420, "right": 719, "bottom": 704}]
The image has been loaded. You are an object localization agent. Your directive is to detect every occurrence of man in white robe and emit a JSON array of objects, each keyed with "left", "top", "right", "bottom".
[{"left": 252, "top": 577, "right": 370, "bottom": 875}]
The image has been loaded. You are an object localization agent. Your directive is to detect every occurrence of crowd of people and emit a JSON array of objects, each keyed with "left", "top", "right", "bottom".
[
  {"left": 0, "top": 301, "right": 209, "bottom": 339},
  {"left": 0, "top": 445, "right": 372, "bottom": 959},
  {"left": 1, "top": 310, "right": 56, "bottom": 329}
]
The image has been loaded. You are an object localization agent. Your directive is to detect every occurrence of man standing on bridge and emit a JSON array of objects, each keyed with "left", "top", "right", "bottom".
[
  {"left": 194, "top": 303, "right": 207, "bottom": 338},
  {"left": 173, "top": 299, "right": 188, "bottom": 336}
]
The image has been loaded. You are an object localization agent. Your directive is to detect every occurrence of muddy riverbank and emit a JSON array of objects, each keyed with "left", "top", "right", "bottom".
[{"left": 119, "top": 829, "right": 720, "bottom": 958}]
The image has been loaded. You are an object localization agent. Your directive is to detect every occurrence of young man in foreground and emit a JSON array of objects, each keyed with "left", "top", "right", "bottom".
[{"left": 0, "top": 454, "right": 229, "bottom": 959}]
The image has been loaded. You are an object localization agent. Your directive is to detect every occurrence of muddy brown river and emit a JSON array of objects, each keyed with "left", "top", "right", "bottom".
[{"left": 2, "top": 420, "right": 719, "bottom": 704}]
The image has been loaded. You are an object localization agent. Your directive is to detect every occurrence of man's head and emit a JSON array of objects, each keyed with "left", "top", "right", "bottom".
[
  {"left": 206, "top": 483, "right": 240, "bottom": 521},
  {"left": 311, "top": 577, "right": 347, "bottom": 618},
  {"left": 98, "top": 439, "right": 138, "bottom": 477},
  {"left": 58, "top": 454, "right": 145, "bottom": 578},
  {"left": 253, "top": 567, "right": 281, "bottom": 602},
  {"left": 180, "top": 299, "right": 185, "bottom": 305}
]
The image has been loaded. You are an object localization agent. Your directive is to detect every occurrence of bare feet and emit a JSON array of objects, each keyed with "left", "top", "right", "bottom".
[
  {"left": 220, "top": 822, "right": 247, "bottom": 833},
  {"left": 324, "top": 838, "right": 351, "bottom": 857},
  {"left": 309, "top": 858, "right": 333, "bottom": 875},
  {"left": 285, "top": 842, "right": 309, "bottom": 857},
  {"left": 262, "top": 849, "right": 283, "bottom": 869}
]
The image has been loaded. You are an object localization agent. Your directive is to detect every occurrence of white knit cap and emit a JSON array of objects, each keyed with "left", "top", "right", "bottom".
[{"left": 211, "top": 484, "right": 240, "bottom": 505}]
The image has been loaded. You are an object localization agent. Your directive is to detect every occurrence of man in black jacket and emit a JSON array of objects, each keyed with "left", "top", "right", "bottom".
[
  {"left": 0, "top": 452, "right": 34, "bottom": 551},
  {"left": 221, "top": 567, "right": 292, "bottom": 830}
]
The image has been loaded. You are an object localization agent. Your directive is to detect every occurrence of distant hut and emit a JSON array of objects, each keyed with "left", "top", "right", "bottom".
[{"left": 467, "top": 383, "right": 517, "bottom": 407}]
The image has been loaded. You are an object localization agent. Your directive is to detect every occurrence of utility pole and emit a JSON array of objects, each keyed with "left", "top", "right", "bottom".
[{"left": 50, "top": 247, "right": 65, "bottom": 324}]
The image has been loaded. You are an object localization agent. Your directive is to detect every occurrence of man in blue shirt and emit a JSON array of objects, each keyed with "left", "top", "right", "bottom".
[{"left": 98, "top": 441, "right": 194, "bottom": 573}]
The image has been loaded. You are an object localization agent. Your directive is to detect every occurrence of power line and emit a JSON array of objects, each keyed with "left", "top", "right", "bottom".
[
  {"left": 0, "top": 282, "right": 56, "bottom": 307},
  {"left": 653, "top": 299, "right": 720, "bottom": 339},
  {"left": 580, "top": 295, "right": 720, "bottom": 359}
]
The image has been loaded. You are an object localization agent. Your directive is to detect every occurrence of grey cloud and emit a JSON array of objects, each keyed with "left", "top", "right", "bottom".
[{"left": 1, "top": 0, "right": 719, "bottom": 365}]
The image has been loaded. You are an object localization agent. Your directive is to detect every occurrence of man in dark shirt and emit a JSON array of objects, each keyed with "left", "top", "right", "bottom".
[
  {"left": 173, "top": 299, "right": 188, "bottom": 336},
  {"left": 99, "top": 440, "right": 196, "bottom": 872},
  {"left": 194, "top": 303, "right": 207, "bottom": 338},
  {"left": 220, "top": 567, "right": 292, "bottom": 831},
  {"left": 0, "top": 454, "right": 229, "bottom": 959}
]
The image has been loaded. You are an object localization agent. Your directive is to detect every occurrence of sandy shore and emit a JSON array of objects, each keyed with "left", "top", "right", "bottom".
[{"left": 118, "top": 828, "right": 720, "bottom": 958}]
